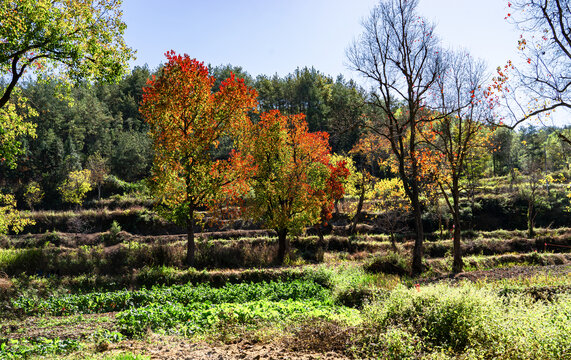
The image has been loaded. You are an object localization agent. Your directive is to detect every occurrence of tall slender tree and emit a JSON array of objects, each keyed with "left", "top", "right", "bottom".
[
  {"left": 347, "top": 0, "right": 444, "bottom": 274},
  {"left": 422, "top": 50, "right": 491, "bottom": 273}
]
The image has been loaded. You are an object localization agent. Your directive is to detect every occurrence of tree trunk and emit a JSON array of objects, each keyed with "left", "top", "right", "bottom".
[
  {"left": 438, "top": 210, "right": 443, "bottom": 241},
  {"left": 390, "top": 232, "right": 397, "bottom": 252},
  {"left": 316, "top": 224, "right": 325, "bottom": 244},
  {"left": 276, "top": 228, "right": 289, "bottom": 265},
  {"left": 350, "top": 179, "right": 366, "bottom": 235},
  {"left": 527, "top": 199, "right": 535, "bottom": 238},
  {"left": 97, "top": 184, "right": 102, "bottom": 201},
  {"left": 452, "top": 181, "right": 463, "bottom": 273},
  {"left": 315, "top": 224, "right": 326, "bottom": 262},
  {"left": 186, "top": 207, "right": 195, "bottom": 267},
  {"left": 411, "top": 189, "right": 424, "bottom": 275}
]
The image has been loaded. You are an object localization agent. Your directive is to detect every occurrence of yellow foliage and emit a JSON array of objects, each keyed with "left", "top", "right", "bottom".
[{"left": 0, "top": 194, "right": 34, "bottom": 235}]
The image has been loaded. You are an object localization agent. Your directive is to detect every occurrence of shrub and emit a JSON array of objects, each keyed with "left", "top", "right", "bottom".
[
  {"left": 328, "top": 266, "right": 377, "bottom": 308},
  {"left": 353, "top": 327, "right": 420, "bottom": 360},
  {"left": 365, "top": 251, "right": 409, "bottom": 275},
  {"left": 102, "top": 221, "right": 123, "bottom": 246},
  {"left": 358, "top": 284, "right": 571, "bottom": 359},
  {"left": 42, "top": 230, "right": 62, "bottom": 247}
]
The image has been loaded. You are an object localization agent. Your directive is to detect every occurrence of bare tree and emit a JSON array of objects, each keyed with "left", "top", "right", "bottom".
[
  {"left": 347, "top": 0, "right": 443, "bottom": 275},
  {"left": 498, "top": 0, "right": 571, "bottom": 139},
  {"left": 422, "top": 50, "right": 491, "bottom": 273}
]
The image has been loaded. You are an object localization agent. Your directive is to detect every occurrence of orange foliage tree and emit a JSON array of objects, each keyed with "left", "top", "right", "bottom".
[
  {"left": 139, "top": 51, "right": 257, "bottom": 266},
  {"left": 233, "top": 110, "right": 348, "bottom": 264}
]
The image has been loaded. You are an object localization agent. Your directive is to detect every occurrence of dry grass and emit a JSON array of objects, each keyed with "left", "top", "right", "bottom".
[
  {"left": 284, "top": 319, "right": 355, "bottom": 354},
  {"left": 0, "top": 271, "right": 13, "bottom": 300}
]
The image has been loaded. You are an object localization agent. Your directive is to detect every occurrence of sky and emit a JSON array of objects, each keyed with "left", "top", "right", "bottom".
[
  {"left": 121, "top": 0, "right": 519, "bottom": 80},
  {"left": 120, "top": 0, "right": 567, "bottom": 126}
]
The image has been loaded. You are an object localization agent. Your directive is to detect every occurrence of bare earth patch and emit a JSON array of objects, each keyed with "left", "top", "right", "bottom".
[{"left": 113, "top": 335, "right": 351, "bottom": 360}]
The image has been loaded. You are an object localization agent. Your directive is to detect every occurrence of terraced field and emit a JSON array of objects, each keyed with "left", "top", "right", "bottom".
[{"left": 1, "top": 206, "right": 570, "bottom": 359}]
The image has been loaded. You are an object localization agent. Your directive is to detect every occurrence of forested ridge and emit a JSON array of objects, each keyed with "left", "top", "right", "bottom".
[{"left": 2, "top": 65, "right": 569, "bottom": 211}]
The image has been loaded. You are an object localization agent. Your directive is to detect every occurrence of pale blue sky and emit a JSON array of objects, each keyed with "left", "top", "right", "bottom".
[{"left": 122, "top": 0, "right": 518, "bottom": 81}]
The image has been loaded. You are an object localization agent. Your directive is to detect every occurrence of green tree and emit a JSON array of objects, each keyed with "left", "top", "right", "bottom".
[
  {"left": 23, "top": 181, "right": 44, "bottom": 211},
  {"left": 0, "top": 194, "right": 34, "bottom": 235},
  {"left": 0, "top": 0, "right": 134, "bottom": 108},
  {"left": 490, "top": 127, "right": 514, "bottom": 176},
  {"left": 86, "top": 152, "right": 109, "bottom": 200},
  {"left": 256, "top": 67, "right": 332, "bottom": 131},
  {"left": 210, "top": 64, "right": 254, "bottom": 91},
  {"left": 0, "top": 90, "right": 36, "bottom": 236},
  {"left": 0, "top": 90, "right": 36, "bottom": 168},
  {"left": 110, "top": 131, "right": 152, "bottom": 182},
  {"left": 96, "top": 65, "right": 152, "bottom": 132},
  {"left": 545, "top": 129, "right": 571, "bottom": 170},
  {"left": 327, "top": 76, "right": 365, "bottom": 153},
  {"left": 58, "top": 169, "right": 92, "bottom": 208}
]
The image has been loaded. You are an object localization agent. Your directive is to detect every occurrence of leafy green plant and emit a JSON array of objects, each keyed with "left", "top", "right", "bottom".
[
  {"left": 11, "top": 279, "right": 331, "bottom": 316},
  {"left": 0, "top": 337, "right": 82, "bottom": 359},
  {"left": 116, "top": 299, "right": 359, "bottom": 337}
]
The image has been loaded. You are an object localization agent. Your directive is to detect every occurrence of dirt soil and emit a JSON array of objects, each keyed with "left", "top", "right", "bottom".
[{"left": 113, "top": 335, "right": 351, "bottom": 360}]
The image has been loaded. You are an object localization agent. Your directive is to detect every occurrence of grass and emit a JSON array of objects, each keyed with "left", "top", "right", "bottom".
[
  {"left": 427, "top": 252, "right": 571, "bottom": 274},
  {"left": 353, "top": 283, "right": 571, "bottom": 359},
  {"left": 1, "top": 267, "right": 569, "bottom": 359},
  {"left": 476, "top": 272, "right": 571, "bottom": 288}
]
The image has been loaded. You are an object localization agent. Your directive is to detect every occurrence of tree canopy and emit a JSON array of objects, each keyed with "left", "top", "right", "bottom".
[
  {"left": 234, "top": 110, "right": 348, "bottom": 264},
  {"left": 0, "top": 0, "right": 135, "bottom": 108},
  {"left": 140, "top": 51, "right": 258, "bottom": 265}
]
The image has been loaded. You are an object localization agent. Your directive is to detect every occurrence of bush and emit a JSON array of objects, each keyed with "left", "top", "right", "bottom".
[
  {"left": 358, "top": 284, "right": 571, "bottom": 359},
  {"left": 353, "top": 326, "right": 420, "bottom": 360},
  {"left": 365, "top": 251, "right": 409, "bottom": 275},
  {"left": 328, "top": 266, "right": 377, "bottom": 308},
  {"left": 102, "top": 221, "right": 123, "bottom": 246}
]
